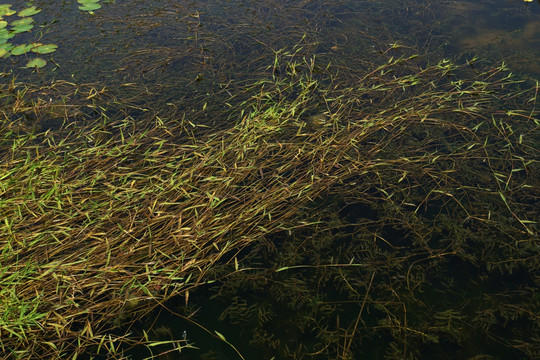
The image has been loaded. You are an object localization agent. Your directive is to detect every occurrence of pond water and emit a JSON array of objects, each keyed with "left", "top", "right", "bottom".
[
  {"left": 4, "top": 0, "right": 540, "bottom": 109},
  {"left": 1, "top": 1, "right": 539, "bottom": 360}
]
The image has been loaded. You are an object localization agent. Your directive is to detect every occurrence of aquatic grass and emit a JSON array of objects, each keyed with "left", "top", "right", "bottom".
[{"left": 0, "top": 50, "right": 538, "bottom": 359}]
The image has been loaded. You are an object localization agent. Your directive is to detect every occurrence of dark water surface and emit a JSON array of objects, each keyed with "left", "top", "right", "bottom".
[
  {"left": 5, "top": 0, "right": 540, "bottom": 106},
  {"left": 2, "top": 1, "right": 539, "bottom": 359}
]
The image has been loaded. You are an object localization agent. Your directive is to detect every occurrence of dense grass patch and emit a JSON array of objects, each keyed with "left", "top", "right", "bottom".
[{"left": 0, "top": 52, "right": 538, "bottom": 359}]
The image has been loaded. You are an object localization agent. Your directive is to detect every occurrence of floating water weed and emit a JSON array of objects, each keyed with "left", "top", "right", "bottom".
[{"left": 0, "top": 48, "right": 538, "bottom": 359}]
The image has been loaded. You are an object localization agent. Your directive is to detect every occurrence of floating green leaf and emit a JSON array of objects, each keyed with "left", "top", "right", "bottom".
[
  {"left": 18, "top": 6, "right": 41, "bottom": 17},
  {"left": 0, "top": 20, "right": 7, "bottom": 29},
  {"left": 10, "top": 23, "right": 33, "bottom": 34},
  {"left": 0, "top": 28, "right": 14, "bottom": 41},
  {"left": 11, "top": 43, "right": 33, "bottom": 55},
  {"left": 0, "top": 48, "right": 9, "bottom": 57},
  {"left": 78, "top": 4, "right": 102, "bottom": 11},
  {"left": 0, "top": 42, "right": 13, "bottom": 51},
  {"left": 31, "top": 44, "right": 58, "bottom": 54},
  {"left": 0, "top": 4, "right": 15, "bottom": 17},
  {"left": 11, "top": 17, "right": 34, "bottom": 26},
  {"left": 78, "top": 0, "right": 102, "bottom": 11},
  {"left": 25, "top": 57, "right": 47, "bottom": 69}
]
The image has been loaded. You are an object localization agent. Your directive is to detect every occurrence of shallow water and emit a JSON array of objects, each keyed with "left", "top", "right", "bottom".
[
  {"left": 2, "top": 1, "right": 538, "bottom": 359},
  {"left": 4, "top": 1, "right": 539, "bottom": 106}
]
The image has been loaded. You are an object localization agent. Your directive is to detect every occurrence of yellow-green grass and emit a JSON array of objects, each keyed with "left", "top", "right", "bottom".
[{"left": 0, "top": 54, "right": 538, "bottom": 359}]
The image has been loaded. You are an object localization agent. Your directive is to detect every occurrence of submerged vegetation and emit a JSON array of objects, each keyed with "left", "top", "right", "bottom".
[
  {"left": 0, "top": 47, "right": 538, "bottom": 359},
  {"left": 0, "top": 0, "right": 539, "bottom": 359}
]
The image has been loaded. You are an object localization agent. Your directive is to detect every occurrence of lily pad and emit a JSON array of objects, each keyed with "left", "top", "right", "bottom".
[
  {"left": 0, "top": 20, "right": 7, "bottom": 28},
  {"left": 25, "top": 58, "right": 47, "bottom": 69},
  {"left": 31, "top": 44, "right": 58, "bottom": 54},
  {"left": 78, "top": 0, "right": 100, "bottom": 3},
  {"left": 78, "top": 4, "right": 102, "bottom": 11},
  {"left": 11, "top": 43, "right": 33, "bottom": 55},
  {"left": 18, "top": 6, "right": 41, "bottom": 17},
  {"left": 0, "top": 28, "right": 14, "bottom": 40},
  {"left": 0, "top": 43, "right": 12, "bottom": 57},
  {"left": 0, "top": 5, "right": 15, "bottom": 17},
  {"left": 10, "top": 23, "right": 33, "bottom": 34},
  {"left": 11, "top": 17, "right": 34, "bottom": 26},
  {"left": 0, "top": 42, "right": 13, "bottom": 51}
]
